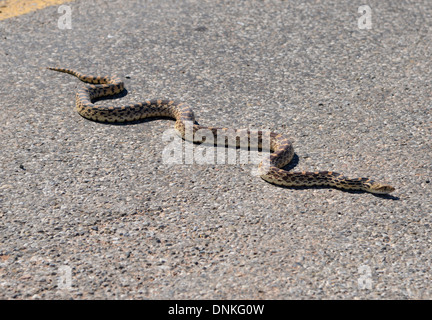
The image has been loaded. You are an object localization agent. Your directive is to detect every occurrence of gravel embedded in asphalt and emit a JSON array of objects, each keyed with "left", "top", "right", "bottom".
[{"left": 0, "top": 0, "right": 431, "bottom": 299}]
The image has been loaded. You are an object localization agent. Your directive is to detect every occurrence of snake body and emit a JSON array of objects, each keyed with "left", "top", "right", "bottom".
[{"left": 47, "top": 67, "right": 395, "bottom": 194}]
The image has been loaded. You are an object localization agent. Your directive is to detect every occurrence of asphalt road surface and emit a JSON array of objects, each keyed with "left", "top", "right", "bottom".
[{"left": 0, "top": 0, "right": 431, "bottom": 299}]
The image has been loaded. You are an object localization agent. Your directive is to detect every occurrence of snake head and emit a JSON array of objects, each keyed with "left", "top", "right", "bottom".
[{"left": 368, "top": 183, "right": 395, "bottom": 194}]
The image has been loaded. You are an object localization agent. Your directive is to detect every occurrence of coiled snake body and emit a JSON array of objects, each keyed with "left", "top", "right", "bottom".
[{"left": 48, "top": 67, "right": 395, "bottom": 194}]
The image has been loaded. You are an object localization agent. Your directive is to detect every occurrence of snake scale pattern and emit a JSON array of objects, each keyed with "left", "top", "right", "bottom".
[{"left": 48, "top": 67, "right": 395, "bottom": 194}]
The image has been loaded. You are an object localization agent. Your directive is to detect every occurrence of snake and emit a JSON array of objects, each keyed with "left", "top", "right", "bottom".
[{"left": 47, "top": 67, "right": 395, "bottom": 194}]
